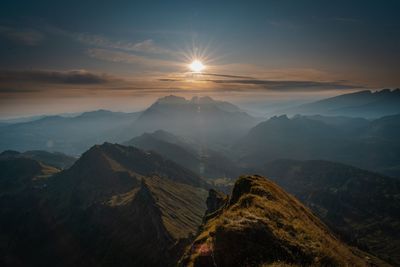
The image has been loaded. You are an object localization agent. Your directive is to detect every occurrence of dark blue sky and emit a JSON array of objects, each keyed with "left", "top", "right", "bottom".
[{"left": 0, "top": 0, "right": 399, "bottom": 117}]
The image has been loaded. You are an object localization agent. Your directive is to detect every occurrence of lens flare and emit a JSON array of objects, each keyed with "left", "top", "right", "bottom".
[{"left": 189, "top": 60, "right": 205, "bottom": 73}]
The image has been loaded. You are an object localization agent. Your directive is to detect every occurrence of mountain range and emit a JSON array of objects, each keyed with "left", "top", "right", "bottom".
[
  {"left": 235, "top": 113, "right": 400, "bottom": 177},
  {"left": 1, "top": 90, "right": 400, "bottom": 266},
  {"left": 278, "top": 89, "right": 400, "bottom": 118},
  {"left": 0, "top": 110, "right": 141, "bottom": 155},
  {"left": 1, "top": 89, "right": 399, "bottom": 159},
  {"left": 0, "top": 96, "right": 260, "bottom": 155},
  {"left": 124, "top": 95, "right": 260, "bottom": 147},
  {"left": 2, "top": 145, "right": 394, "bottom": 266},
  {"left": 1, "top": 142, "right": 399, "bottom": 265}
]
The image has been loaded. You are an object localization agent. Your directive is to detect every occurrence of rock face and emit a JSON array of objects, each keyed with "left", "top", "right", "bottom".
[
  {"left": 205, "top": 189, "right": 227, "bottom": 215},
  {"left": 180, "top": 175, "right": 387, "bottom": 267}
]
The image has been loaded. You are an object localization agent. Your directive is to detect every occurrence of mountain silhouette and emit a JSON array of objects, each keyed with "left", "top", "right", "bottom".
[
  {"left": 280, "top": 89, "right": 400, "bottom": 118},
  {"left": 126, "top": 95, "right": 260, "bottom": 146},
  {"left": 235, "top": 114, "right": 400, "bottom": 177}
]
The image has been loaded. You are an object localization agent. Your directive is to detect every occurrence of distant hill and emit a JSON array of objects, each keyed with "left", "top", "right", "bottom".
[
  {"left": 0, "top": 143, "right": 208, "bottom": 267},
  {"left": 256, "top": 159, "right": 400, "bottom": 265},
  {"left": 0, "top": 110, "right": 141, "bottom": 155},
  {"left": 0, "top": 150, "right": 76, "bottom": 169},
  {"left": 235, "top": 114, "right": 400, "bottom": 177},
  {"left": 125, "top": 95, "right": 260, "bottom": 146},
  {"left": 361, "top": 113, "right": 400, "bottom": 142},
  {"left": 179, "top": 175, "right": 387, "bottom": 267},
  {"left": 278, "top": 89, "right": 400, "bottom": 118},
  {"left": 0, "top": 157, "right": 59, "bottom": 193},
  {"left": 124, "top": 130, "right": 242, "bottom": 179}
]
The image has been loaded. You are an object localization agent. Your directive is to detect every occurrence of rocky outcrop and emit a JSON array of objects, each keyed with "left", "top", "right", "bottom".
[{"left": 180, "top": 175, "right": 388, "bottom": 267}]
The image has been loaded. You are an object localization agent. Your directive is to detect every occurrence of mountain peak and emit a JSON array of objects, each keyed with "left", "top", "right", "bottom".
[
  {"left": 70, "top": 143, "right": 205, "bottom": 189},
  {"left": 190, "top": 96, "right": 214, "bottom": 104},
  {"left": 270, "top": 114, "right": 289, "bottom": 121},
  {"left": 156, "top": 95, "right": 188, "bottom": 104},
  {"left": 77, "top": 109, "right": 114, "bottom": 118},
  {"left": 0, "top": 150, "right": 21, "bottom": 157},
  {"left": 180, "top": 175, "right": 377, "bottom": 267}
]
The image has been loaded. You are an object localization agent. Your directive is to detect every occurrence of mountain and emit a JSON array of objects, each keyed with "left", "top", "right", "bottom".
[
  {"left": 0, "top": 110, "right": 141, "bottom": 155},
  {"left": 279, "top": 89, "right": 400, "bottom": 118},
  {"left": 179, "top": 175, "right": 387, "bottom": 267},
  {"left": 257, "top": 159, "right": 400, "bottom": 265},
  {"left": 361, "top": 113, "right": 400, "bottom": 142},
  {"left": 126, "top": 95, "right": 260, "bottom": 146},
  {"left": 51, "top": 143, "right": 206, "bottom": 204},
  {"left": 124, "top": 130, "right": 242, "bottom": 179},
  {"left": 0, "top": 150, "right": 76, "bottom": 169},
  {"left": 302, "top": 114, "right": 370, "bottom": 133},
  {"left": 235, "top": 114, "right": 400, "bottom": 177},
  {"left": 0, "top": 143, "right": 208, "bottom": 267},
  {"left": 235, "top": 115, "right": 344, "bottom": 163},
  {"left": 0, "top": 157, "right": 59, "bottom": 193}
]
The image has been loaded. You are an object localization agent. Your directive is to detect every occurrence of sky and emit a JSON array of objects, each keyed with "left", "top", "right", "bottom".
[{"left": 0, "top": 0, "right": 399, "bottom": 118}]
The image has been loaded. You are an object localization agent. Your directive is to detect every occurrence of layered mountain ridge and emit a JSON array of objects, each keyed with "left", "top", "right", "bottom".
[
  {"left": 278, "top": 89, "right": 400, "bottom": 118},
  {"left": 235, "top": 113, "right": 400, "bottom": 177},
  {"left": 124, "top": 130, "right": 241, "bottom": 179},
  {"left": 128, "top": 95, "right": 260, "bottom": 145}
]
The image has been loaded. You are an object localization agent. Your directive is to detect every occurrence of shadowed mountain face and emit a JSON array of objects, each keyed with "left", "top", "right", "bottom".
[
  {"left": 124, "top": 130, "right": 242, "bottom": 179},
  {"left": 0, "top": 143, "right": 208, "bottom": 267},
  {"left": 126, "top": 96, "right": 260, "bottom": 146},
  {"left": 279, "top": 89, "right": 400, "bottom": 118},
  {"left": 257, "top": 159, "right": 400, "bottom": 265},
  {"left": 235, "top": 114, "right": 400, "bottom": 177},
  {"left": 180, "top": 175, "right": 387, "bottom": 267},
  {"left": 0, "top": 158, "right": 60, "bottom": 266}
]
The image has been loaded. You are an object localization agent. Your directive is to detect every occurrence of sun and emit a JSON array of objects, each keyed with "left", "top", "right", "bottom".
[{"left": 189, "top": 60, "right": 205, "bottom": 73}]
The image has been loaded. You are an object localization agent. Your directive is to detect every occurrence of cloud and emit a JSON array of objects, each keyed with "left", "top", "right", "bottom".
[
  {"left": 158, "top": 71, "right": 364, "bottom": 92},
  {"left": 0, "top": 26, "right": 44, "bottom": 46},
  {"left": 205, "top": 79, "right": 364, "bottom": 91},
  {"left": 203, "top": 73, "right": 254, "bottom": 79},
  {"left": 0, "top": 70, "right": 116, "bottom": 85},
  {"left": 76, "top": 33, "right": 173, "bottom": 55}
]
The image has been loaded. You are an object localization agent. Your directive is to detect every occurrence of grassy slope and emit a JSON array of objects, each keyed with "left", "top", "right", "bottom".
[{"left": 180, "top": 175, "right": 389, "bottom": 267}]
